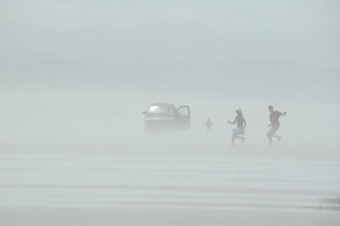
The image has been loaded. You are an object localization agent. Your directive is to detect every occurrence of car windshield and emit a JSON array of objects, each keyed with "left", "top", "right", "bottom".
[{"left": 148, "top": 105, "right": 174, "bottom": 115}]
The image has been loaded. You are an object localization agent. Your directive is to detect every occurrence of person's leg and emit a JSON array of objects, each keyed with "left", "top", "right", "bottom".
[
  {"left": 232, "top": 128, "right": 244, "bottom": 143},
  {"left": 267, "top": 127, "right": 280, "bottom": 145},
  {"left": 267, "top": 130, "right": 273, "bottom": 145},
  {"left": 232, "top": 128, "right": 238, "bottom": 146},
  {"left": 272, "top": 135, "right": 281, "bottom": 140},
  {"left": 271, "top": 127, "right": 280, "bottom": 141},
  {"left": 272, "top": 127, "right": 281, "bottom": 140},
  {"left": 235, "top": 135, "right": 245, "bottom": 141},
  {"left": 232, "top": 134, "right": 235, "bottom": 146}
]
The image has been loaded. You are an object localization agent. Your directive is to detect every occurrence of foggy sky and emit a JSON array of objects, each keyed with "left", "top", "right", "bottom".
[{"left": 0, "top": 0, "right": 339, "bottom": 144}]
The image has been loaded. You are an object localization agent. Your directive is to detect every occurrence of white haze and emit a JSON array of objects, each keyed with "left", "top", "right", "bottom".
[
  {"left": 1, "top": 0, "right": 339, "bottom": 145},
  {"left": 0, "top": 88, "right": 339, "bottom": 146},
  {"left": 1, "top": 2, "right": 340, "bottom": 226}
]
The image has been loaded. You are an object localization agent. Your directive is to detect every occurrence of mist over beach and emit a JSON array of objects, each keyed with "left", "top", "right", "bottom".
[{"left": 0, "top": 0, "right": 340, "bottom": 225}]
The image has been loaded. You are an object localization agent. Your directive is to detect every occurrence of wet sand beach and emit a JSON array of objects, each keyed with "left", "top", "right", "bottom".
[{"left": 1, "top": 143, "right": 339, "bottom": 226}]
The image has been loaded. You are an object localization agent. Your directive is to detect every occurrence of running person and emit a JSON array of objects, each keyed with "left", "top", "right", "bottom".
[
  {"left": 267, "top": 105, "right": 287, "bottom": 145},
  {"left": 228, "top": 109, "right": 246, "bottom": 146},
  {"left": 205, "top": 117, "right": 213, "bottom": 134}
]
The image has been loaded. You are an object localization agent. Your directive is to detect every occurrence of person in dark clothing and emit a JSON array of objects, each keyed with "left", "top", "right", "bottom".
[
  {"left": 205, "top": 117, "right": 213, "bottom": 134},
  {"left": 228, "top": 109, "right": 246, "bottom": 146},
  {"left": 267, "top": 105, "right": 287, "bottom": 145}
]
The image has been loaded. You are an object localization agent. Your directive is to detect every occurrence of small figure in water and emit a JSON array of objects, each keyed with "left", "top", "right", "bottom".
[
  {"left": 205, "top": 117, "right": 213, "bottom": 134},
  {"left": 267, "top": 105, "right": 287, "bottom": 145},
  {"left": 228, "top": 109, "right": 246, "bottom": 146}
]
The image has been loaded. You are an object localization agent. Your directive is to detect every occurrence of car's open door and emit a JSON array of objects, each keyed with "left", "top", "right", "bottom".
[{"left": 176, "top": 105, "right": 190, "bottom": 130}]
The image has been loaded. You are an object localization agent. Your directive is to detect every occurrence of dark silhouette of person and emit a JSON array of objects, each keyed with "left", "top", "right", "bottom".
[
  {"left": 267, "top": 105, "right": 287, "bottom": 145},
  {"left": 228, "top": 109, "right": 246, "bottom": 146},
  {"left": 205, "top": 117, "right": 213, "bottom": 134}
]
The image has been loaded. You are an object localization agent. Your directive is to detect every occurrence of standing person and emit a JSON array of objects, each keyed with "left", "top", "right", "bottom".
[
  {"left": 267, "top": 105, "right": 287, "bottom": 145},
  {"left": 228, "top": 109, "right": 246, "bottom": 146},
  {"left": 205, "top": 117, "right": 213, "bottom": 134}
]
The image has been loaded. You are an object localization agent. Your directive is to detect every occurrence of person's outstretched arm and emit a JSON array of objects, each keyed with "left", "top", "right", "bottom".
[{"left": 228, "top": 117, "right": 237, "bottom": 124}]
